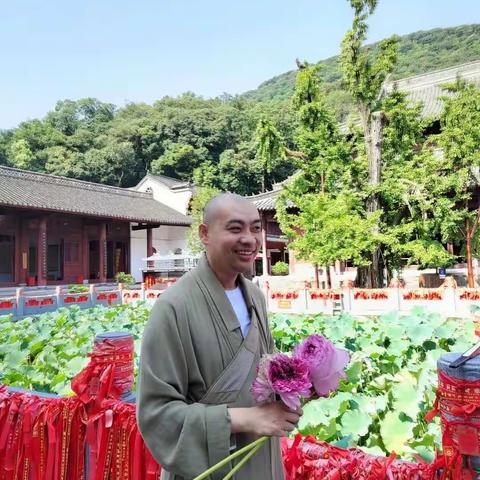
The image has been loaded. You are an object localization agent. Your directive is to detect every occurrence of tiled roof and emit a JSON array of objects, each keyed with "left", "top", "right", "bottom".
[
  {"left": 341, "top": 60, "right": 480, "bottom": 132},
  {"left": 250, "top": 189, "right": 280, "bottom": 211},
  {"left": 249, "top": 173, "right": 300, "bottom": 211},
  {"left": 250, "top": 187, "right": 296, "bottom": 212},
  {"left": 387, "top": 60, "right": 480, "bottom": 119},
  {"left": 0, "top": 166, "right": 192, "bottom": 226},
  {"left": 147, "top": 174, "right": 192, "bottom": 190}
]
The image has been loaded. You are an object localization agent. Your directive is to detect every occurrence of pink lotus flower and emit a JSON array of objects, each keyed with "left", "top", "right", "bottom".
[
  {"left": 251, "top": 353, "right": 312, "bottom": 410},
  {"left": 294, "top": 334, "right": 350, "bottom": 397}
]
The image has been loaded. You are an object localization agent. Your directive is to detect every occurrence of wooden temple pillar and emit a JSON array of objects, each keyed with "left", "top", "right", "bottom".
[
  {"left": 146, "top": 227, "right": 154, "bottom": 269},
  {"left": 14, "top": 217, "right": 22, "bottom": 285},
  {"left": 82, "top": 220, "right": 89, "bottom": 281},
  {"left": 18, "top": 217, "right": 30, "bottom": 285},
  {"left": 99, "top": 223, "right": 107, "bottom": 283},
  {"left": 261, "top": 213, "right": 269, "bottom": 276},
  {"left": 146, "top": 227, "right": 154, "bottom": 257},
  {"left": 37, "top": 216, "right": 47, "bottom": 286}
]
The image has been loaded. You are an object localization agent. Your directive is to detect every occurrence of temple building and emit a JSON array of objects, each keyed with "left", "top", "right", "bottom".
[
  {"left": 130, "top": 173, "right": 195, "bottom": 282},
  {"left": 0, "top": 166, "right": 190, "bottom": 287},
  {"left": 249, "top": 182, "right": 292, "bottom": 276}
]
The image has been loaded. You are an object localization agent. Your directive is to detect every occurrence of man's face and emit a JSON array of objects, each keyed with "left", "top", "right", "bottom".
[{"left": 200, "top": 200, "right": 262, "bottom": 274}]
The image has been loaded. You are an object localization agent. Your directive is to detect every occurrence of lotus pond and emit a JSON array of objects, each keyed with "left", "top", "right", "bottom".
[{"left": 0, "top": 304, "right": 475, "bottom": 461}]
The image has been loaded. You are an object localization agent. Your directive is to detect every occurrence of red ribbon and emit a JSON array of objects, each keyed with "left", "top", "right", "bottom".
[
  {"left": 0, "top": 332, "right": 163, "bottom": 480},
  {"left": 282, "top": 434, "right": 442, "bottom": 479},
  {"left": 426, "top": 368, "right": 480, "bottom": 479},
  {"left": 71, "top": 336, "right": 134, "bottom": 405}
]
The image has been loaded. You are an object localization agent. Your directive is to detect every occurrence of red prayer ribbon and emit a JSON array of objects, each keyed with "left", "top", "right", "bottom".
[
  {"left": 281, "top": 434, "right": 443, "bottom": 479},
  {"left": 0, "top": 335, "right": 162, "bottom": 480},
  {"left": 426, "top": 368, "right": 480, "bottom": 479}
]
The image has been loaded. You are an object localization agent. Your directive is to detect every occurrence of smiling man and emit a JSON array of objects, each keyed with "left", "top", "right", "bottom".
[{"left": 137, "top": 193, "right": 298, "bottom": 480}]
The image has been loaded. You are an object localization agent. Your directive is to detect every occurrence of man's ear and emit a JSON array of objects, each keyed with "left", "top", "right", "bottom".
[{"left": 198, "top": 223, "right": 209, "bottom": 246}]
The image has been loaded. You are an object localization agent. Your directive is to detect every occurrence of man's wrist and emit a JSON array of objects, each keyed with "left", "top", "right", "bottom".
[{"left": 228, "top": 407, "right": 253, "bottom": 434}]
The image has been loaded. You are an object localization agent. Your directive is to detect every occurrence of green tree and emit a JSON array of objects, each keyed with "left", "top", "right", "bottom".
[
  {"left": 187, "top": 186, "right": 220, "bottom": 254},
  {"left": 9, "top": 139, "right": 36, "bottom": 170},
  {"left": 0, "top": 131, "right": 11, "bottom": 166},
  {"left": 43, "top": 146, "right": 85, "bottom": 179},
  {"left": 375, "top": 88, "right": 453, "bottom": 275},
  {"left": 280, "top": 191, "right": 381, "bottom": 268},
  {"left": 430, "top": 80, "right": 480, "bottom": 287},
  {"left": 340, "top": 0, "right": 399, "bottom": 287},
  {"left": 277, "top": 62, "right": 357, "bottom": 286},
  {"left": 291, "top": 62, "right": 352, "bottom": 193},
  {"left": 108, "top": 102, "right": 162, "bottom": 182},
  {"left": 83, "top": 141, "right": 137, "bottom": 186},
  {"left": 151, "top": 142, "right": 210, "bottom": 181},
  {"left": 254, "top": 117, "right": 286, "bottom": 193}
]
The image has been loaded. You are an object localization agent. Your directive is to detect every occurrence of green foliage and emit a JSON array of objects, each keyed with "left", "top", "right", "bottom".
[
  {"left": 151, "top": 142, "right": 209, "bottom": 181},
  {"left": 0, "top": 304, "right": 474, "bottom": 460},
  {"left": 341, "top": 0, "right": 398, "bottom": 114},
  {"left": 67, "top": 284, "right": 89, "bottom": 293},
  {"left": 271, "top": 309, "right": 475, "bottom": 458},
  {"left": 271, "top": 261, "right": 289, "bottom": 276},
  {"left": 374, "top": 89, "right": 455, "bottom": 270},
  {"left": 277, "top": 61, "right": 364, "bottom": 271},
  {"left": 243, "top": 24, "right": 480, "bottom": 119},
  {"left": 2, "top": 93, "right": 297, "bottom": 194},
  {"left": 0, "top": 303, "right": 150, "bottom": 395},
  {"left": 254, "top": 117, "right": 286, "bottom": 192},
  {"left": 279, "top": 192, "right": 380, "bottom": 267},
  {"left": 9, "top": 139, "right": 36, "bottom": 170},
  {"left": 1, "top": 26, "right": 478, "bottom": 198},
  {"left": 115, "top": 272, "right": 135, "bottom": 286},
  {"left": 187, "top": 186, "right": 220, "bottom": 254},
  {"left": 291, "top": 63, "right": 352, "bottom": 193},
  {"left": 424, "top": 80, "right": 480, "bottom": 284}
]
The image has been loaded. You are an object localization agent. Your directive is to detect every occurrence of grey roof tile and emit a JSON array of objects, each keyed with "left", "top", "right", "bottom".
[
  {"left": 249, "top": 188, "right": 295, "bottom": 211},
  {"left": 147, "top": 174, "right": 192, "bottom": 190},
  {"left": 0, "top": 166, "right": 192, "bottom": 226},
  {"left": 341, "top": 60, "right": 480, "bottom": 132},
  {"left": 388, "top": 60, "right": 480, "bottom": 119}
]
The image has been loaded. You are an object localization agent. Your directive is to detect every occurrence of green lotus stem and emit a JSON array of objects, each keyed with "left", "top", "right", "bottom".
[
  {"left": 222, "top": 440, "right": 266, "bottom": 480},
  {"left": 193, "top": 436, "right": 268, "bottom": 480}
]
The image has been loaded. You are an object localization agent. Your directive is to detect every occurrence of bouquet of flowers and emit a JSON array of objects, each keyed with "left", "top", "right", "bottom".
[{"left": 194, "top": 335, "right": 349, "bottom": 480}]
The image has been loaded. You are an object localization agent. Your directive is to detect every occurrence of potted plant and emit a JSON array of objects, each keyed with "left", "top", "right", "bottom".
[
  {"left": 67, "top": 284, "right": 89, "bottom": 294},
  {"left": 271, "top": 261, "right": 289, "bottom": 276},
  {"left": 115, "top": 272, "right": 135, "bottom": 287}
]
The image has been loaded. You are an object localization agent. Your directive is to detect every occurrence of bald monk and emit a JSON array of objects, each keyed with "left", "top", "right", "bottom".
[{"left": 137, "top": 194, "right": 300, "bottom": 480}]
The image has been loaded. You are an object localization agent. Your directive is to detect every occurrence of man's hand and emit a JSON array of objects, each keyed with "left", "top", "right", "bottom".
[{"left": 229, "top": 402, "right": 302, "bottom": 437}]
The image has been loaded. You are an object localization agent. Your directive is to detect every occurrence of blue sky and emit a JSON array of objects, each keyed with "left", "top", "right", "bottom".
[{"left": 1, "top": 0, "right": 479, "bottom": 129}]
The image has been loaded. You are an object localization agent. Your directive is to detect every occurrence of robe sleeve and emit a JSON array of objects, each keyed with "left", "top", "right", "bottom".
[
  {"left": 258, "top": 288, "right": 275, "bottom": 354},
  {"left": 136, "top": 298, "right": 231, "bottom": 478}
]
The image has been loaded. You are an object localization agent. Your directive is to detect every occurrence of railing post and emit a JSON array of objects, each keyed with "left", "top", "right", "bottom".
[
  {"left": 55, "top": 285, "right": 62, "bottom": 307},
  {"left": 15, "top": 287, "right": 23, "bottom": 318},
  {"left": 89, "top": 283, "right": 96, "bottom": 305}
]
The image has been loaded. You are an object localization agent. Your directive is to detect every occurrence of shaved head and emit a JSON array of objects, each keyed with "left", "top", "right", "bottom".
[
  {"left": 203, "top": 193, "right": 257, "bottom": 225},
  {"left": 199, "top": 193, "right": 262, "bottom": 285}
]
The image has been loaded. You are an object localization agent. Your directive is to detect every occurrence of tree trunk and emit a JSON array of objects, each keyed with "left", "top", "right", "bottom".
[
  {"left": 356, "top": 110, "right": 384, "bottom": 288},
  {"left": 326, "top": 265, "right": 332, "bottom": 290},
  {"left": 355, "top": 265, "right": 371, "bottom": 288},
  {"left": 466, "top": 219, "right": 475, "bottom": 288},
  {"left": 314, "top": 264, "right": 320, "bottom": 289}
]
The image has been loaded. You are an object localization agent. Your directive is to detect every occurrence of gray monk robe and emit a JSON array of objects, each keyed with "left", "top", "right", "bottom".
[{"left": 137, "top": 255, "right": 285, "bottom": 480}]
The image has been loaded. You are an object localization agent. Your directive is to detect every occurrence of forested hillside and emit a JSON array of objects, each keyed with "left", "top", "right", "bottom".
[
  {"left": 0, "top": 96, "right": 297, "bottom": 194},
  {"left": 243, "top": 24, "right": 480, "bottom": 118},
  {"left": 0, "top": 24, "right": 478, "bottom": 195}
]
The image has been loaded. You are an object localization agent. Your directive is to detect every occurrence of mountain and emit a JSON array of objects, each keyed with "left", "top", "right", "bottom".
[{"left": 242, "top": 24, "right": 480, "bottom": 119}]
